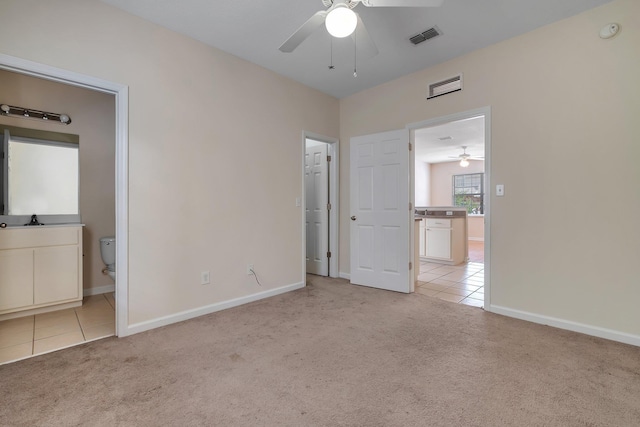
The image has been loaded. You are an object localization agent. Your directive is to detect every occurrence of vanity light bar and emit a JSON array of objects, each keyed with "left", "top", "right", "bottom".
[{"left": 0, "top": 103, "right": 71, "bottom": 125}]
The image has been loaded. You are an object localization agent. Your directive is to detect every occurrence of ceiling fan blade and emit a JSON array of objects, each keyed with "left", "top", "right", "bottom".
[
  {"left": 279, "top": 10, "right": 328, "bottom": 53},
  {"left": 361, "top": 0, "right": 444, "bottom": 7},
  {"left": 447, "top": 155, "right": 483, "bottom": 160},
  {"left": 352, "top": 13, "right": 379, "bottom": 58}
]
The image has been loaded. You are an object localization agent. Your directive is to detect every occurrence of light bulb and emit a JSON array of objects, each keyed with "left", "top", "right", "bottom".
[
  {"left": 60, "top": 114, "right": 70, "bottom": 124},
  {"left": 0, "top": 104, "right": 10, "bottom": 114},
  {"left": 325, "top": 5, "right": 357, "bottom": 38},
  {"left": 460, "top": 158, "right": 470, "bottom": 168}
]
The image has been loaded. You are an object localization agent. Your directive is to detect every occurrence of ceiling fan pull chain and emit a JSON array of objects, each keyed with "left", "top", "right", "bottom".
[
  {"left": 329, "top": 37, "right": 335, "bottom": 70},
  {"left": 353, "top": 28, "right": 358, "bottom": 77}
]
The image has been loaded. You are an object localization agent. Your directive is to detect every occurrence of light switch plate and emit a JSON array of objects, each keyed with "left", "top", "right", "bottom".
[
  {"left": 201, "top": 271, "right": 210, "bottom": 285},
  {"left": 496, "top": 184, "right": 505, "bottom": 196}
]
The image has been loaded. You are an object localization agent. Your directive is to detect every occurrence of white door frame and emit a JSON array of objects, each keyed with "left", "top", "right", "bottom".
[
  {"left": 406, "top": 106, "right": 491, "bottom": 307},
  {"left": 302, "top": 131, "right": 339, "bottom": 279},
  {"left": 0, "top": 54, "right": 130, "bottom": 336}
]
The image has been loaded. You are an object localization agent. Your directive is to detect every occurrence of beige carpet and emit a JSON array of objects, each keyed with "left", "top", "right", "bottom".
[{"left": 2, "top": 276, "right": 639, "bottom": 426}]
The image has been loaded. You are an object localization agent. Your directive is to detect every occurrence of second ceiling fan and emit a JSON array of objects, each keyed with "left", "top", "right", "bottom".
[
  {"left": 449, "top": 146, "right": 484, "bottom": 168},
  {"left": 279, "top": 0, "right": 444, "bottom": 56}
]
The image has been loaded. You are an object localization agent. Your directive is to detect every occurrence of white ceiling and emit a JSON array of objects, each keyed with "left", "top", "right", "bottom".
[
  {"left": 415, "top": 115, "right": 484, "bottom": 164},
  {"left": 99, "top": 0, "right": 613, "bottom": 99}
]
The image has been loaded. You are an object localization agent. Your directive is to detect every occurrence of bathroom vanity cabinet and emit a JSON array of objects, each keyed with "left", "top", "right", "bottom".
[{"left": 0, "top": 225, "right": 83, "bottom": 319}]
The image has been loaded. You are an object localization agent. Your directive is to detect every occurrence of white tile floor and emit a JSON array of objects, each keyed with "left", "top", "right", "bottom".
[
  {"left": 0, "top": 293, "right": 115, "bottom": 364},
  {"left": 416, "top": 261, "right": 484, "bottom": 307}
]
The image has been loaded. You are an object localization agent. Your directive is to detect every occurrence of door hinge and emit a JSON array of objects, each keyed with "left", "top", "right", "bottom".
[
  {"left": 409, "top": 262, "right": 413, "bottom": 270},
  {"left": 327, "top": 203, "right": 332, "bottom": 211},
  {"left": 409, "top": 202, "right": 413, "bottom": 211},
  {"left": 409, "top": 142, "right": 412, "bottom": 151},
  {"left": 327, "top": 155, "right": 332, "bottom": 162},
  {"left": 327, "top": 251, "right": 332, "bottom": 258}
]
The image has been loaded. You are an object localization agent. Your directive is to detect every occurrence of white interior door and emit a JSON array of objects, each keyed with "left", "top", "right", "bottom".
[
  {"left": 305, "top": 141, "right": 329, "bottom": 276},
  {"left": 350, "top": 129, "right": 410, "bottom": 293}
]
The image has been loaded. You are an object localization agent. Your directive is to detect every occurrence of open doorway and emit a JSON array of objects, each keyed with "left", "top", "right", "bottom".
[
  {"left": 0, "top": 54, "right": 128, "bottom": 363},
  {"left": 411, "top": 110, "right": 489, "bottom": 307},
  {"left": 303, "top": 133, "right": 339, "bottom": 279}
]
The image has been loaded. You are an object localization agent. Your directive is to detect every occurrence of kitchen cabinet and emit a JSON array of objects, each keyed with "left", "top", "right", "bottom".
[
  {"left": 0, "top": 225, "right": 83, "bottom": 318},
  {"left": 421, "top": 217, "right": 467, "bottom": 265},
  {"left": 425, "top": 218, "right": 453, "bottom": 260}
]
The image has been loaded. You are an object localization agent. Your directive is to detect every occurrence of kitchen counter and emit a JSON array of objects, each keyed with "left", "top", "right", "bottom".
[{"left": 415, "top": 206, "right": 467, "bottom": 219}]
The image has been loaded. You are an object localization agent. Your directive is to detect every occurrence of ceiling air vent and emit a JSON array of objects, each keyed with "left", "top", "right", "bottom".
[
  {"left": 410, "top": 26, "right": 442, "bottom": 45},
  {"left": 427, "top": 74, "right": 462, "bottom": 100}
]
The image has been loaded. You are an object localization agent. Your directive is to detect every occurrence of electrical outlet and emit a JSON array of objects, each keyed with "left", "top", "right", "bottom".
[
  {"left": 201, "top": 271, "right": 210, "bottom": 285},
  {"left": 246, "top": 264, "right": 254, "bottom": 275}
]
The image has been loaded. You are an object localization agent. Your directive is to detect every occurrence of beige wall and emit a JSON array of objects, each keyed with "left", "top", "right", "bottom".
[
  {"left": 339, "top": 0, "right": 640, "bottom": 336},
  {"left": 414, "top": 161, "right": 431, "bottom": 206},
  {"left": 0, "top": 70, "right": 115, "bottom": 292},
  {"left": 0, "top": 0, "right": 339, "bottom": 326},
  {"left": 466, "top": 217, "right": 484, "bottom": 242}
]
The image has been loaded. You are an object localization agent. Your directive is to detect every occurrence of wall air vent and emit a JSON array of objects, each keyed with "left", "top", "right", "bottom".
[
  {"left": 427, "top": 74, "right": 462, "bottom": 100},
  {"left": 410, "top": 26, "right": 442, "bottom": 45}
]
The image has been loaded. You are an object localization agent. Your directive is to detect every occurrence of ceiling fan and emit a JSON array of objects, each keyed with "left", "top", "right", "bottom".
[
  {"left": 449, "top": 146, "right": 484, "bottom": 167},
  {"left": 279, "top": 0, "right": 445, "bottom": 56}
]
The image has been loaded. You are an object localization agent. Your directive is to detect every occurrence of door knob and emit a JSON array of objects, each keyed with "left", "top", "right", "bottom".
[{"left": 351, "top": 215, "right": 357, "bottom": 221}]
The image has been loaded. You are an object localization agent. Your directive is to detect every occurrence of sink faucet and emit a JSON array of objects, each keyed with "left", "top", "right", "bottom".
[{"left": 25, "top": 214, "right": 44, "bottom": 226}]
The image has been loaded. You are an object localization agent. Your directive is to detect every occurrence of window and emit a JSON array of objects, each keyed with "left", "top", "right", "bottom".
[{"left": 453, "top": 173, "right": 484, "bottom": 214}]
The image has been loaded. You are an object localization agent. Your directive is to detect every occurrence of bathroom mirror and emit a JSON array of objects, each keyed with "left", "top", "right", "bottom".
[{"left": 1, "top": 127, "right": 79, "bottom": 217}]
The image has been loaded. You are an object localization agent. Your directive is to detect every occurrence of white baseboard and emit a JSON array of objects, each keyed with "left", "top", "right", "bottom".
[
  {"left": 486, "top": 304, "right": 640, "bottom": 347},
  {"left": 83, "top": 285, "right": 115, "bottom": 296},
  {"left": 339, "top": 272, "right": 351, "bottom": 280},
  {"left": 125, "top": 281, "right": 305, "bottom": 336},
  {"left": 468, "top": 237, "right": 484, "bottom": 242}
]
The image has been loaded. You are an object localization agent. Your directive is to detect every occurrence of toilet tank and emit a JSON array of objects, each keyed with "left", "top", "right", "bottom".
[{"left": 100, "top": 236, "right": 116, "bottom": 265}]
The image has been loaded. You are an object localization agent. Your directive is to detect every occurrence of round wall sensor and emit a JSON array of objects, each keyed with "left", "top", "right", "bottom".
[{"left": 599, "top": 23, "right": 620, "bottom": 39}]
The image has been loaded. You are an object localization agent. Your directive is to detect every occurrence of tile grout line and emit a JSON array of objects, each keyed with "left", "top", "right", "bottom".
[
  {"left": 74, "top": 307, "right": 87, "bottom": 342},
  {"left": 418, "top": 259, "right": 484, "bottom": 307},
  {"left": 31, "top": 315, "right": 35, "bottom": 356}
]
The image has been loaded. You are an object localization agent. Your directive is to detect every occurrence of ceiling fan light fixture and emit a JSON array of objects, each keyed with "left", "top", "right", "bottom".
[
  {"left": 325, "top": 4, "right": 357, "bottom": 38},
  {"left": 460, "top": 158, "right": 470, "bottom": 168}
]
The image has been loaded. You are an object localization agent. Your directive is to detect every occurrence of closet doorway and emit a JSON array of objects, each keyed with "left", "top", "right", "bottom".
[{"left": 303, "top": 133, "right": 339, "bottom": 278}]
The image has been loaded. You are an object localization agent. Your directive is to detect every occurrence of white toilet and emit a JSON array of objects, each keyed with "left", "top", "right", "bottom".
[{"left": 100, "top": 236, "right": 116, "bottom": 281}]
